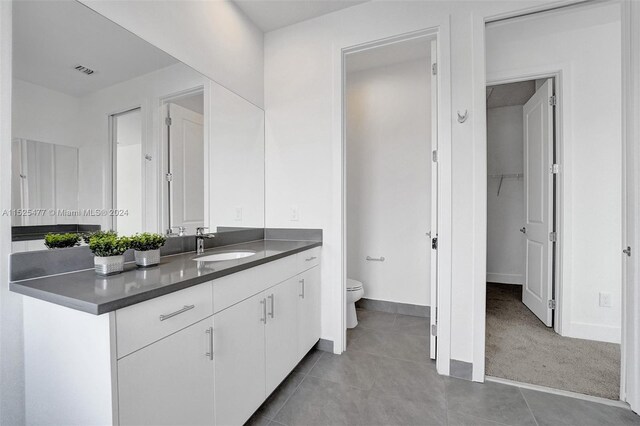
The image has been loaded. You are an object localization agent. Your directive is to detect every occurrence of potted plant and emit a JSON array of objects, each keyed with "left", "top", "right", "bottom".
[
  {"left": 82, "top": 229, "right": 116, "bottom": 245},
  {"left": 44, "top": 233, "right": 81, "bottom": 249},
  {"left": 130, "top": 233, "right": 166, "bottom": 267},
  {"left": 89, "top": 234, "right": 131, "bottom": 276}
]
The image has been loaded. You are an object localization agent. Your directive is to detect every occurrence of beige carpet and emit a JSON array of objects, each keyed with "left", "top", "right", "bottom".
[{"left": 485, "top": 283, "right": 620, "bottom": 399}]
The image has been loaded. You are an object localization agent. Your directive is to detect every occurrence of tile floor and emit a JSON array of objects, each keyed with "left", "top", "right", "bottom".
[{"left": 246, "top": 309, "right": 640, "bottom": 426}]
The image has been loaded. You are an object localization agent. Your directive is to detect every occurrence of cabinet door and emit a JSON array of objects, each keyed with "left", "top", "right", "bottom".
[
  {"left": 298, "top": 266, "right": 321, "bottom": 358},
  {"left": 265, "top": 277, "right": 300, "bottom": 394},
  {"left": 118, "top": 316, "right": 215, "bottom": 426},
  {"left": 214, "top": 292, "right": 266, "bottom": 426}
]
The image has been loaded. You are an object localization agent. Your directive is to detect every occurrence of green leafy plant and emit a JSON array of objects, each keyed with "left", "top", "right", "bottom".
[
  {"left": 44, "top": 233, "right": 81, "bottom": 249},
  {"left": 130, "top": 233, "right": 167, "bottom": 251},
  {"left": 89, "top": 234, "right": 131, "bottom": 257},
  {"left": 82, "top": 229, "right": 117, "bottom": 244}
]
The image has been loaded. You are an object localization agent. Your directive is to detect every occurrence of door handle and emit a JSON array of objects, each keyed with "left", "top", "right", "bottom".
[
  {"left": 520, "top": 227, "right": 526, "bottom": 234},
  {"left": 260, "top": 298, "right": 267, "bottom": 323},
  {"left": 268, "top": 294, "right": 275, "bottom": 318},
  {"left": 299, "top": 279, "right": 305, "bottom": 299},
  {"left": 205, "top": 327, "right": 213, "bottom": 360}
]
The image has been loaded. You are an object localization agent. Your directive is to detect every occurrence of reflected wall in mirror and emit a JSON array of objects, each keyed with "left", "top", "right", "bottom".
[{"left": 11, "top": 0, "right": 265, "bottom": 252}]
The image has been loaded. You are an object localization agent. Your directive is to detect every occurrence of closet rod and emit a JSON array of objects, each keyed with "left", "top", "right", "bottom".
[{"left": 488, "top": 173, "right": 523, "bottom": 179}]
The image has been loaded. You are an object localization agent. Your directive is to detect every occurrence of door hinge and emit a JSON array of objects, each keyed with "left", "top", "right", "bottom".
[
  {"left": 548, "top": 300, "right": 556, "bottom": 309},
  {"left": 432, "top": 237, "right": 438, "bottom": 250},
  {"left": 549, "top": 232, "right": 557, "bottom": 242},
  {"left": 623, "top": 246, "right": 632, "bottom": 257},
  {"left": 165, "top": 172, "right": 173, "bottom": 182},
  {"left": 432, "top": 63, "right": 437, "bottom": 75},
  {"left": 165, "top": 117, "right": 172, "bottom": 126},
  {"left": 549, "top": 95, "right": 557, "bottom": 106},
  {"left": 432, "top": 150, "right": 438, "bottom": 162},
  {"left": 431, "top": 324, "right": 437, "bottom": 336},
  {"left": 551, "top": 164, "right": 560, "bottom": 174}
]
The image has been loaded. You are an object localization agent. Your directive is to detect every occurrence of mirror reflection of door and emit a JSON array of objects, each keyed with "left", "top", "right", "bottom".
[
  {"left": 164, "top": 95, "right": 205, "bottom": 235},
  {"left": 114, "top": 108, "right": 143, "bottom": 235}
]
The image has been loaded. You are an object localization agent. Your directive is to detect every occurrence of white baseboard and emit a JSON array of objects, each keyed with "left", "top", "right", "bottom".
[
  {"left": 486, "top": 273, "right": 524, "bottom": 285},
  {"left": 564, "top": 322, "right": 621, "bottom": 344}
]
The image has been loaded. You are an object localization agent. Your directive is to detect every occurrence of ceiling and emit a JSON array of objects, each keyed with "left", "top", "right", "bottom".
[
  {"left": 13, "top": 0, "right": 178, "bottom": 97},
  {"left": 233, "top": 0, "right": 368, "bottom": 32},
  {"left": 346, "top": 36, "right": 432, "bottom": 74},
  {"left": 486, "top": 81, "right": 536, "bottom": 109}
]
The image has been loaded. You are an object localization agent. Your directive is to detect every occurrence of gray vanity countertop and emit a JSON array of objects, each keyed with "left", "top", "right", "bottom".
[{"left": 10, "top": 239, "right": 322, "bottom": 315}]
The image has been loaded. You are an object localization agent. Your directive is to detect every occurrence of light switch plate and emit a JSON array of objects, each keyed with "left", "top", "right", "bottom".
[
  {"left": 235, "top": 207, "right": 242, "bottom": 221},
  {"left": 599, "top": 292, "right": 612, "bottom": 307},
  {"left": 290, "top": 206, "right": 299, "bottom": 221}
]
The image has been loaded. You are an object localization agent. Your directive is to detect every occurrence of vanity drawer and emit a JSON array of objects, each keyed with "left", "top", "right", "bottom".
[
  {"left": 116, "top": 282, "right": 213, "bottom": 358},
  {"left": 298, "top": 247, "right": 320, "bottom": 271}
]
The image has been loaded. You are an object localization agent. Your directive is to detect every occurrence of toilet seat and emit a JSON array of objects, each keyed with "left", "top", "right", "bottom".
[{"left": 347, "top": 278, "right": 363, "bottom": 291}]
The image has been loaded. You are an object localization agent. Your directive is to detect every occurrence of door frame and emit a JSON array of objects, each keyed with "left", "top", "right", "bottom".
[
  {"left": 158, "top": 86, "right": 206, "bottom": 235},
  {"left": 486, "top": 73, "right": 563, "bottom": 334},
  {"left": 340, "top": 28, "right": 451, "bottom": 373}
]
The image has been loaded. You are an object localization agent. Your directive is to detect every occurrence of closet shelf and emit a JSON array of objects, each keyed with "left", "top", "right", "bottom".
[{"left": 488, "top": 173, "right": 523, "bottom": 179}]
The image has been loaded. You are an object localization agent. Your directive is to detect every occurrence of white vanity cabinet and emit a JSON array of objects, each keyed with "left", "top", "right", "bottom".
[
  {"left": 22, "top": 247, "right": 321, "bottom": 426},
  {"left": 117, "top": 316, "right": 215, "bottom": 426}
]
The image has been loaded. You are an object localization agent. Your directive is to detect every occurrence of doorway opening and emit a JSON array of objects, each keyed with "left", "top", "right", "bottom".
[
  {"left": 485, "top": 77, "right": 621, "bottom": 399},
  {"left": 111, "top": 107, "right": 143, "bottom": 235},
  {"left": 161, "top": 89, "right": 205, "bottom": 236},
  {"left": 342, "top": 32, "right": 438, "bottom": 362}
]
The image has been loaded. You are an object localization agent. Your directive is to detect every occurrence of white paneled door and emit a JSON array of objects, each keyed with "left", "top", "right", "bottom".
[
  {"left": 522, "top": 78, "right": 554, "bottom": 326},
  {"left": 167, "top": 103, "right": 205, "bottom": 235}
]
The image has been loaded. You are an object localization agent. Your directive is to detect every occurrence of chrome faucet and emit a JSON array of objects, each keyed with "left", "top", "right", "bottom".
[
  {"left": 166, "top": 226, "right": 186, "bottom": 237},
  {"left": 196, "top": 227, "right": 215, "bottom": 254}
]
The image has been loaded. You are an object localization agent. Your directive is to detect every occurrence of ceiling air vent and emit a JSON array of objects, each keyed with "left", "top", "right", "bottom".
[{"left": 74, "top": 65, "right": 95, "bottom": 75}]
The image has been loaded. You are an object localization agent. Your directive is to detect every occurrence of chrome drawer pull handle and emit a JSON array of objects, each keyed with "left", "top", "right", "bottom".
[
  {"left": 260, "top": 299, "right": 267, "bottom": 323},
  {"left": 299, "top": 279, "right": 305, "bottom": 298},
  {"left": 205, "top": 327, "right": 214, "bottom": 360},
  {"left": 306, "top": 256, "right": 317, "bottom": 261},
  {"left": 268, "top": 294, "right": 275, "bottom": 318},
  {"left": 159, "top": 304, "right": 195, "bottom": 321}
]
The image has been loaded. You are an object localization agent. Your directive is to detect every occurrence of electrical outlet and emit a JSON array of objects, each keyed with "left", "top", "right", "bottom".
[
  {"left": 235, "top": 207, "right": 242, "bottom": 221},
  {"left": 290, "top": 206, "right": 299, "bottom": 221},
  {"left": 599, "top": 292, "right": 612, "bottom": 308}
]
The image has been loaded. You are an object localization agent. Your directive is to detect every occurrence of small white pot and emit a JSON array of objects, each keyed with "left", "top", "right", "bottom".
[
  {"left": 94, "top": 255, "right": 124, "bottom": 276},
  {"left": 134, "top": 249, "right": 161, "bottom": 267}
]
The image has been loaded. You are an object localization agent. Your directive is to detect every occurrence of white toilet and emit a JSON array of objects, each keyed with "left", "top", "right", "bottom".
[{"left": 346, "top": 278, "right": 365, "bottom": 329}]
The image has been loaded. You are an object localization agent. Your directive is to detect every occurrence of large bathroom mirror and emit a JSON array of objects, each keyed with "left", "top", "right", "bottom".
[{"left": 11, "top": 0, "right": 265, "bottom": 252}]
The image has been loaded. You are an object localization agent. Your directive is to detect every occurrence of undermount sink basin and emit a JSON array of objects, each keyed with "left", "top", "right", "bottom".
[{"left": 194, "top": 251, "right": 257, "bottom": 262}]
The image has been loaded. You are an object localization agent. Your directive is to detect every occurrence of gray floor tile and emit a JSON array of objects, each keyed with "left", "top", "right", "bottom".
[
  {"left": 370, "top": 353, "right": 445, "bottom": 399},
  {"left": 273, "top": 376, "right": 368, "bottom": 426},
  {"left": 293, "top": 348, "right": 323, "bottom": 374},
  {"left": 308, "top": 349, "right": 379, "bottom": 390},
  {"left": 346, "top": 326, "right": 367, "bottom": 347},
  {"left": 521, "top": 388, "right": 640, "bottom": 426},
  {"left": 445, "top": 378, "right": 537, "bottom": 426},
  {"left": 447, "top": 411, "right": 508, "bottom": 426},
  {"left": 348, "top": 328, "right": 430, "bottom": 363},
  {"left": 268, "top": 422, "right": 287, "bottom": 426},
  {"left": 257, "top": 372, "right": 305, "bottom": 419},
  {"left": 393, "top": 314, "right": 430, "bottom": 337},
  {"left": 244, "top": 413, "right": 271, "bottom": 426},
  {"left": 355, "top": 309, "right": 397, "bottom": 331},
  {"left": 358, "top": 389, "right": 447, "bottom": 426}
]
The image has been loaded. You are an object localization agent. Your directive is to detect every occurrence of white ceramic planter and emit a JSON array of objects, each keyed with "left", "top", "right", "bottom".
[
  {"left": 134, "top": 249, "right": 161, "bottom": 267},
  {"left": 94, "top": 255, "right": 124, "bottom": 276}
]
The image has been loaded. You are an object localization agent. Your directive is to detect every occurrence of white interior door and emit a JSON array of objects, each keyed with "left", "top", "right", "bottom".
[
  {"left": 167, "top": 103, "right": 205, "bottom": 234},
  {"left": 522, "top": 78, "right": 554, "bottom": 326},
  {"left": 429, "top": 39, "right": 438, "bottom": 359}
]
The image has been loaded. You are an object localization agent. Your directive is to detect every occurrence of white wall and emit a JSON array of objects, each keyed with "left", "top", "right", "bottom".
[
  {"left": 12, "top": 79, "right": 81, "bottom": 148},
  {"left": 486, "top": 105, "right": 525, "bottom": 285},
  {"left": 80, "top": 0, "right": 264, "bottom": 108},
  {"left": 487, "top": 2, "right": 622, "bottom": 343},
  {"left": 346, "top": 59, "right": 431, "bottom": 306}
]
